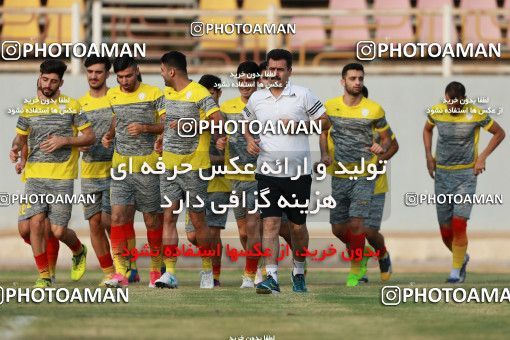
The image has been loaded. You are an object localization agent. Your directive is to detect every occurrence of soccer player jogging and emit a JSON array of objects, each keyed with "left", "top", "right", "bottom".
[
  {"left": 16, "top": 143, "right": 60, "bottom": 283},
  {"left": 319, "top": 86, "right": 398, "bottom": 284},
  {"left": 185, "top": 74, "right": 230, "bottom": 287},
  {"left": 10, "top": 60, "right": 94, "bottom": 288},
  {"left": 78, "top": 56, "right": 117, "bottom": 286},
  {"left": 155, "top": 51, "right": 222, "bottom": 289},
  {"left": 323, "top": 63, "right": 391, "bottom": 287},
  {"left": 216, "top": 61, "right": 262, "bottom": 289},
  {"left": 423, "top": 81, "right": 505, "bottom": 283},
  {"left": 243, "top": 49, "right": 330, "bottom": 294},
  {"left": 101, "top": 56, "right": 165, "bottom": 288}
]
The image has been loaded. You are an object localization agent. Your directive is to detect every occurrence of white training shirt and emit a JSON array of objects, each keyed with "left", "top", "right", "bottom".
[{"left": 242, "top": 81, "right": 325, "bottom": 178}]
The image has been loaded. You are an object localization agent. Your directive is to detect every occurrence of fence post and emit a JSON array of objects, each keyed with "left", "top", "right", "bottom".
[
  {"left": 70, "top": 2, "right": 80, "bottom": 75},
  {"left": 442, "top": 4, "right": 453, "bottom": 77}
]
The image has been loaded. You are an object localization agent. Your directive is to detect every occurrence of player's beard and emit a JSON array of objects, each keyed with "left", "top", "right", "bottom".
[
  {"left": 89, "top": 79, "right": 105, "bottom": 90},
  {"left": 345, "top": 84, "right": 362, "bottom": 96},
  {"left": 41, "top": 87, "right": 58, "bottom": 98}
]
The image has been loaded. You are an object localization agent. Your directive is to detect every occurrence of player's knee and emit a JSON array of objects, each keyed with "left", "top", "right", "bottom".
[
  {"left": 186, "top": 231, "right": 197, "bottom": 245},
  {"left": 50, "top": 226, "right": 66, "bottom": 240}
]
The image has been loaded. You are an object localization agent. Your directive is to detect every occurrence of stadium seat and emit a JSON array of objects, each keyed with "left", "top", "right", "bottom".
[
  {"left": 416, "top": 0, "right": 457, "bottom": 43},
  {"left": 242, "top": 0, "right": 282, "bottom": 51},
  {"left": 461, "top": 0, "right": 502, "bottom": 44},
  {"left": 44, "top": 0, "right": 85, "bottom": 43},
  {"left": 329, "top": 0, "right": 370, "bottom": 50},
  {"left": 198, "top": 0, "right": 239, "bottom": 50},
  {"left": 288, "top": 16, "right": 326, "bottom": 50},
  {"left": 1, "top": 0, "right": 41, "bottom": 42},
  {"left": 373, "top": 0, "right": 415, "bottom": 43}
]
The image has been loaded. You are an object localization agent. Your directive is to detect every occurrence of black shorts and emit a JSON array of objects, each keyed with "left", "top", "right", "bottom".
[{"left": 255, "top": 173, "right": 312, "bottom": 225}]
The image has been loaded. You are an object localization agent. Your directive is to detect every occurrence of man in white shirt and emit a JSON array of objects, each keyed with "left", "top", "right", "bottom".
[{"left": 243, "top": 49, "right": 330, "bottom": 294}]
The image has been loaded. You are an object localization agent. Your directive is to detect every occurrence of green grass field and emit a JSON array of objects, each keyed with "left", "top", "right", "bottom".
[{"left": 1, "top": 269, "right": 510, "bottom": 339}]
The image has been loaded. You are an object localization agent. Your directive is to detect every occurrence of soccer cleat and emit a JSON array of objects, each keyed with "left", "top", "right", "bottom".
[
  {"left": 99, "top": 273, "right": 115, "bottom": 287},
  {"left": 256, "top": 275, "right": 280, "bottom": 294},
  {"left": 379, "top": 252, "right": 392, "bottom": 282},
  {"left": 459, "top": 254, "right": 470, "bottom": 283},
  {"left": 33, "top": 278, "right": 51, "bottom": 288},
  {"left": 104, "top": 273, "right": 128, "bottom": 288},
  {"left": 291, "top": 272, "right": 307, "bottom": 293},
  {"left": 214, "top": 279, "right": 221, "bottom": 287},
  {"left": 71, "top": 244, "right": 87, "bottom": 281},
  {"left": 127, "top": 268, "right": 140, "bottom": 283},
  {"left": 358, "top": 260, "right": 368, "bottom": 281},
  {"left": 254, "top": 268, "right": 264, "bottom": 285},
  {"left": 446, "top": 277, "right": 461, "bottom": 284},
  {"left": 148, "top": 271, "right": 161, "bottom": 288},
  {"left": 346, "top": 272, "right": 360, "bottom": 287},
  {"left": 358, "top": 275, "right": 369, "bottom": 284},
  {"left": 200, "top": 271, "right": 214, "bottom": 289},
  {"left": 155, "top": 272, "right": 178, "bottom": 289},
  {"left": 240, "top": 275, "right": 255, "bottom": 289},
  {"left": 50, "top": 275, "right": 57, "bottom": 284}
]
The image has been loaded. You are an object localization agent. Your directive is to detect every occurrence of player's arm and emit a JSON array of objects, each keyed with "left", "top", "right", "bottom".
[
  {"left": 102, "top": 116, "right": 116, "bottom": 148},
  {"left": 15, "top": 143, "right": 29, "bottom": 174},
  {"left": 423, "top": 121, "right": 436, "bottom": 179},
  {"left": 377, "top": 137, "right": 399, "bottom": 162},
  {"left": 207, "top": 110, "right": 225, "bottom": 144},
  {"left": 127, "top": 121, "right": 164, "bottom": 136},
  {"left": 319, "top": 129, "right": 331, "bottom": 165},
  {"left": 474, "top": 121, "right": 505, "bottom": 175},
  {"left": 10, "top": 134, "right": 28, "bottom": 163},
  {"left": 40, "top": 126, "right": 95, "bottom": 153}
]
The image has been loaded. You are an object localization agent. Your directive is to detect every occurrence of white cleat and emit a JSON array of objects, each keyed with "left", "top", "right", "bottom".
[
  {"left": 240, "top": 275, "right": 255, "bottom": 289},
  {"left": 155, "top": 272, "right": 178, "bottom": 289},
  {"left": 254, "top": 268, "right": 263, "bottom": 285},
  {"left": 200, "top": 270, "right": 214, "bottom": 289}
]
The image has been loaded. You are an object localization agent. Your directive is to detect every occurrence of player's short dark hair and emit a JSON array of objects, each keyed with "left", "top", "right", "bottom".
[
  {"left": 266, "top": 49, "right": 292, "bottom": 69},
  {"left": 84, "top": 56, "right": 111, "bottom": 71},
  {"left": 199, "top": 74, "right": 222, "bottom": 91},
  {"left": 445, "top": 81, "right": 466, "bottom": 99},
  {"left": 237, "top": 61, "right": 260, "bottom": 81},
  {"left": 160, "top": 51, "right": 187, "bottom": 73},
  {"left": 341, "top": 63, "right": 364, "bottom": 79},
  {"left": 362, "top": 86, "right": 369, "bottom": 98},
  {"left": 259, "top": 61, "right": 268, "bottom": 71},
  {"left": 40, "top": 59, "right": 67, "bottom": 79},
  {"left": 113, "top": 56, "right": 137, "bottom": 73}
]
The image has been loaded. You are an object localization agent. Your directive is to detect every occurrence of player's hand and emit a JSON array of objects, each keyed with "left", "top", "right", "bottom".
[
  {"left": 279, "top": 119, "right": 294, "bottom": 128},
  {"left": 102, "top": 133, "right": 113, "bottom": 148},
  {"left": 154, "top": 136, "right": 163, "bottom": 154},
  {"left": 169, "top": 120, "right": 178, "bottom": 130},
  {"left": 216, "top": 136, "right": 227, "bottom": 151},
  {"left": 127, "top": 123, "right": 145, "bottom": 136},
  {"left": 320, "top": 154, "right": 332, "bottom": 167},
  {"left": 9, "top": 145, "right": 19, "bottom": 163},
  {"left": 40, "top": 135, "right": 67, "bottom": 153},
  {"left": 247, "top": 138, "right": 261, "bottom": 155},
  {"left": 15, "top": 160, "right": 25, "bottom": 174},
  {"left": 426, "top": 157, "right": 436, "bottom": 179},
  {"left": 78, "top": 145, "right": 91, "bottom": 152},
  {"left": 474, "top": 157, "right": 486, "bottom": 176},
  {"left": 369, "top": 142, "right": 383, "bottom": 154}
]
